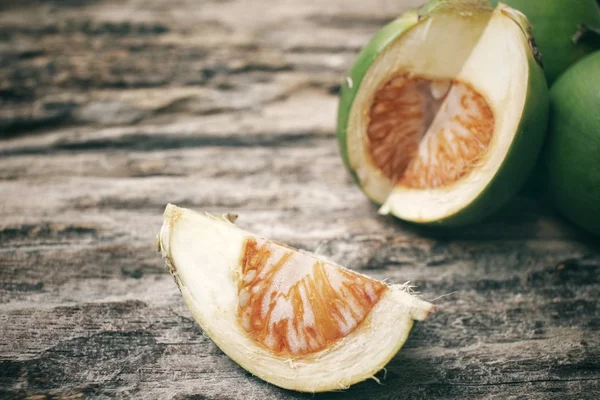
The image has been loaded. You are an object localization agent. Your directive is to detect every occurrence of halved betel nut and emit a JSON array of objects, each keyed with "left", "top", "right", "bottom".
[{"left": 338, "top": 0, "right": 550, "bottom": 226}]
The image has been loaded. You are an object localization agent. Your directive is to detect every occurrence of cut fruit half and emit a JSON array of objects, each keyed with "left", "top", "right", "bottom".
[
  {"left": 337, "top": 0, "right": 550, "bottom": 226},
  {"left": 157, "top": 204, "right": 433, "bottom": 392}
]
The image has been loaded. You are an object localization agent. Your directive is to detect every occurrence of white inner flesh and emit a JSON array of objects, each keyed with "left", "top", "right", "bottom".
[
  {"left": 159, "top": 205, "right": 433, "bottom": 393},
  {"left": 346, "top": 9, "right": 529, "bottom": 222}
]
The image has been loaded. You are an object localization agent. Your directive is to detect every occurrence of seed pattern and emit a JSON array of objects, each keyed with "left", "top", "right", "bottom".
[
  {"left": 367, "top": 73, "right": 495, "bottom": 189},
  {"left": 237, "top": 238, "right": 387, "bottom": 356}
]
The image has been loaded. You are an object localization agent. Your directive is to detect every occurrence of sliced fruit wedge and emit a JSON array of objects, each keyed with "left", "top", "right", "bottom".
[
  {"left": 337, "top": 0, "right": 550, "bottom": 226},
  {"left": 157, "top": 204, "right": 433, "bottom": 392}
]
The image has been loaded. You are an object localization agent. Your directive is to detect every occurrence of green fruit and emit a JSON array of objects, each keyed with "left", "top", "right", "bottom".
[
  {"left": 489, "top": 0, "right": 600, "bottom": 83},
  {"left": 337, "top": 0, "right": 549, "bottom": 226},
  {"left": 544, "top": 51, "right": 600, "bottom": 235}
]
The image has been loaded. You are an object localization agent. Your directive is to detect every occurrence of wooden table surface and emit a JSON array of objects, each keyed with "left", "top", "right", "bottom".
[{"left": 1, "top": 0, "right": 599, "bottom": 399}]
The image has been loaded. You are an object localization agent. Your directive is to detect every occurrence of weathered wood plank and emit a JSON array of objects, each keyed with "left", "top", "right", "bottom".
[
  {"left": 1, "top": 0, "right": 599, "bottom": 398},
  {"left": 0, "top": 0, "right": 421, "bottom": 135},
  {"left": 1, "top": 201, "right": 598, "bottom": 398},
  {"left": 0, "top": 139, "right": 587, "bottom": 238}
]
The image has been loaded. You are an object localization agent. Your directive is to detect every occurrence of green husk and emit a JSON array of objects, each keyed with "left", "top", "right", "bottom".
[
  {"left": 544, "top": 51, "right": 600, "bottom": 235},
  {"left": 489, "top": 0, "right": 600, "bottom": 83}
]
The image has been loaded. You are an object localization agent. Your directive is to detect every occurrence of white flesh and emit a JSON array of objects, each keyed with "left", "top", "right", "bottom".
[
  {"left": 346, "top": 8, "right": 529, "bottom": 222},
  {"left": 157, "top": 204, "right": 433, "bottom": 392}
]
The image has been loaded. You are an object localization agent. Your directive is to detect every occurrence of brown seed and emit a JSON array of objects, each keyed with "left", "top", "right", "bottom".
[{"left": 366, "top": 73, "right": 495, "bottom": 189}]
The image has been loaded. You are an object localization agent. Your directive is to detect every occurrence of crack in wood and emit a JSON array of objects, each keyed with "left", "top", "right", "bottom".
[{"left": 0, "top": 133, "right": 330, "bottom": 157}]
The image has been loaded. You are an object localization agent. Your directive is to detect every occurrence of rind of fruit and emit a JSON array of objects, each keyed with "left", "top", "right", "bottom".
[
  {"left": 490, "top": 0, "right": 600, "bottom": 83},
  {"left": 337, "top": 1, "right": 549, "bottom": 226},
  {"left": 544, "top": 51, "right": 600, "bottom": 235},
  {"left": 157, "top": 204, "right": 434, "bottom": 392}
]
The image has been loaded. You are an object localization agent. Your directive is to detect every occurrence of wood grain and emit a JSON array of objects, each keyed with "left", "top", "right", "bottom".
[{"left": 1, "top": 0, "right": 599, "bottom": 399}]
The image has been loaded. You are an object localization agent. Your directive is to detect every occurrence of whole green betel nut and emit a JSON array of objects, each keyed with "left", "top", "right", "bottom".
[
  {"left": 489, "top": 0, "right": 600, "bottom": 83},
  {"left": 544, "top": 51, "right": 600, "bottom": 235}
]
